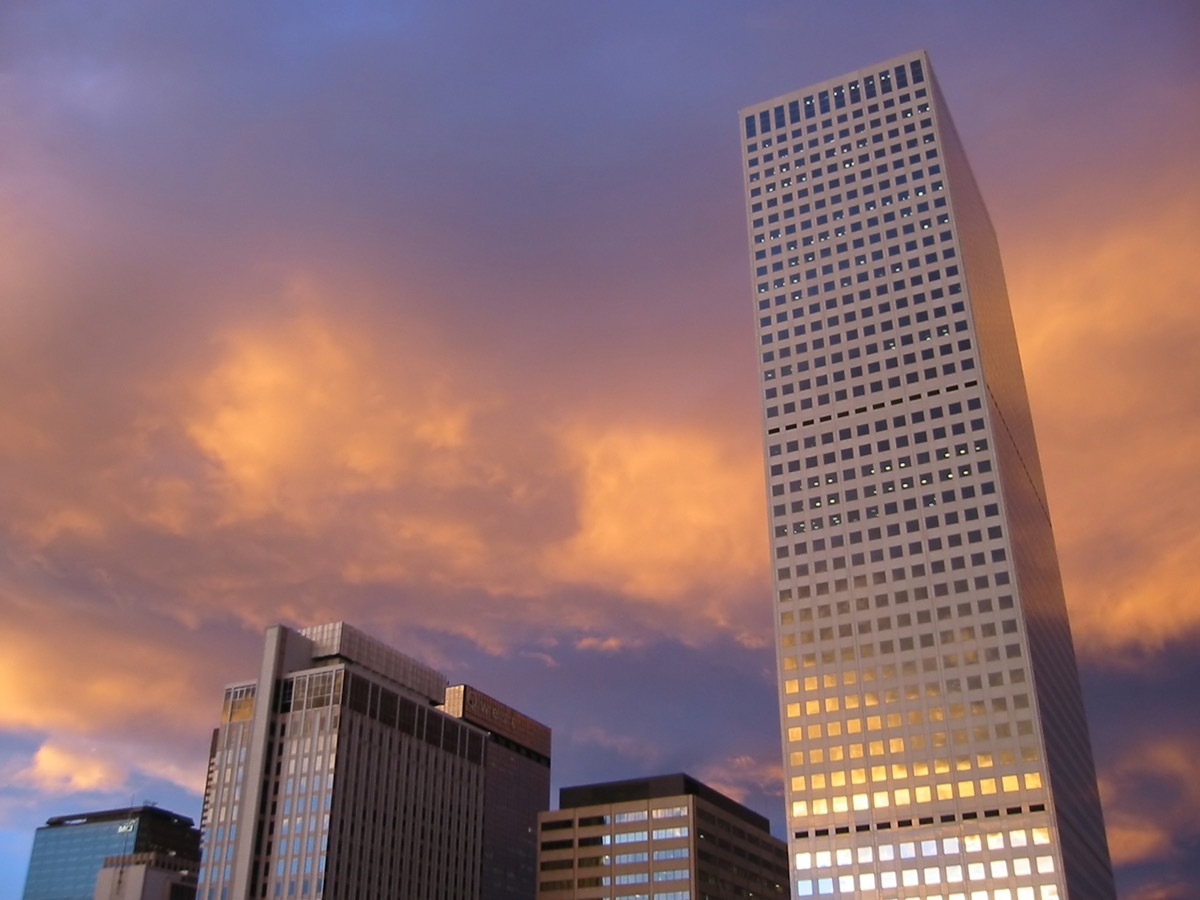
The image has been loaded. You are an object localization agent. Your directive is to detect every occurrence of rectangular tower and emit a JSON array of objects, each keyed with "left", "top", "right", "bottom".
[
  {"left": 197, "top": 621, "right": 549, "bottom": 900},
  {"left": 738, "top": 51, "right": 1114, "bottom": 899},
  {"left": 536, "top": 773, "right": 788, "bottom": 899},
  {"left": 445, "top": 683, "right": 553, "bottom": 900}
]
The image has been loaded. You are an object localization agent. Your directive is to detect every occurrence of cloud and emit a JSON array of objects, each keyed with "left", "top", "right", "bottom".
[
  {"left": 10, "top": 742, "right": 126, "bottom": 795},
  {"left": 575, "top": 636, "right": 638, "bottom": 653},
  {"left": 1098, "top": 736, "right": 1200, "bottom": 869},
  {"left": 570, "top": 726, "right": 662, "bottom": 767},
  {"left": 185, "top": 306, "right": 481, "bottom": 523},
  {"left": 542, "top": 424, "right": 764, "bottom": 604},
  {"left": 694, "top": 753, "right": 784, "bottom": 806},
  {"left": 1006, "top": 164, "right": 1200, "bottom": 661}
]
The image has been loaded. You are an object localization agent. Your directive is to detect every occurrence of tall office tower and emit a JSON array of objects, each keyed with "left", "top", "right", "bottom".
[
  {"left": 197, "top": 622, "right": 550, "bottom": 900},
  {"left": 536, "top": 773, "right": 789, "bottom": 899},
  {"left": 739, "top": 51, "right": 1114, "bottom": 900},
  {"left": 444, "top": 684, "right": 553, "bottom": 900},
  {"left": 22, "top": 806, "right": 199, "bottom": 900}
]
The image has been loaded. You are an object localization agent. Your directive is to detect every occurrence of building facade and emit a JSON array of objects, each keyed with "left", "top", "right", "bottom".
[
  {"left": 196, "top": 622, "right": 549, "bottom": 900},
  {"left": 536, "top": 774, "right": 788, "bottom": 900},
  {"left": 22, "top": 806, "right": 199, "bottom": 900},
  {"left": 445, "top": 684, "right": 553, "bottom": 900},
  {"left": 93, "top": 851, "right": 198, "bottom": 900},
  {"left": 738, "top": 51, "right": 1114, "bottom": 899}
]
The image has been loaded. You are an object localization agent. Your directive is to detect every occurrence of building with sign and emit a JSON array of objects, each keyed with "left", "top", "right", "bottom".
[
  {"left": 536, "top": 773, "right": 788, "bottom": 899},
  {"left": 739, "top": 51, "right": 1114, "bottom": 898},
  {"left": 21, "top": 806, "right": 199, "bottom": 900},
  {"left": 196, "top": 622, "right": 550, "bottom": 900},
  {"left": 445, "top": 684, "right": 553, "bottom": 900}
]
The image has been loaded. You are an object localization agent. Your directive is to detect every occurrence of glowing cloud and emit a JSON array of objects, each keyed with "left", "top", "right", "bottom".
[
  {"left": 543, "top": 424, "right": 765, "bottom": 602},
  {"left": 187, "top": 309, "right": 478, "bottom": 523},
  {"left": 1007, "top": 174, "right": 1200, "bottom": 659},
  {"left": 13, "top": 742, "right": 126, "bottom": 795},
  {"left": 1098, "top": 736, "right": 1200, "bottom": 868}
]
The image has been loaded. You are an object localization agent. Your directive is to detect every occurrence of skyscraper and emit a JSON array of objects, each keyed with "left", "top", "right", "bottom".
[
  {"left": 22, "top": 806, "right": 199, "bottom": 900},
  {"left": 739, "top": 51, "right": 1114, "bottom": 899},
  {"left": 197, "top": 621, "right": 550, "bottom": 900},
  {"left": 536, "top": 773, "right": 788, "bottom": 899}
]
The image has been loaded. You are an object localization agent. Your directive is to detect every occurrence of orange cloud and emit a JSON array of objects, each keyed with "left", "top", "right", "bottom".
[
  {"left": 1006, "top": 168, "right": 1200, "bottom": 659},
  {"left": 575, "top": 636, "right": 640, "bottom": 653},
  {"left": 543, "top": 425, "right": 765, "bottom": 603},
  {"left": 186, "top": 307, "right": 480, "bottom": 524},
  {"left": 695, "top": 753, "right": 784, "bottom": 806},
  {"left": 12, "top": 742, "right": 126, "bottom": 795},
  {"left": 0, "top": 580, "right": 217, "bottom": 741},
  {"left": 1098, "top": 736, "right": 1200, "bottom": 868}
]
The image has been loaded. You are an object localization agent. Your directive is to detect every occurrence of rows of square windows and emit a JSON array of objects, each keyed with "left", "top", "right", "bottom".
[
  {"left": 749, "top": 137, "right": 940, "bottom": 227},
  {"left": 753, "top": 178, "right": 948, "bottom": 293},
  {"left": 745, "top": 93, "right": 958, "bottom": 387},
  {"left": 799, "top": 863, "right": 1060, "bottom": 900},
  {"left": 748, "top": 105, "right": 934, "bottom": 182},
  {"left": 789, "top": 768, "right": 1044, "bottom": 821},
  {"left": 770, "top": 396, "right": 986, "bottom": 477},
  {"left": 539, "top": 869, "right": 690, "bottom": 891},
  {"left": 782, "top": 651, "right": 1031, "bottom": 711},
  {"left": 763, "top": 293, "right": 966, "bottom": 383},
  {"left": 750, "top": 160, "right": 943, "bottom": 235},
  {"left": 744, "top": 59, "right": 927, "bottom": 140},
  {"left": 781, "top": 599, "right": 1021, "bottom": 662},
  {"left": 801, "top": 885, "right": 1059, "bottom": 900},
  {"left": 763, "top": 294, "right": 969, "bottom": 374},
  {"left": 772, "top": 448, "right": 988, "bottom": 518},
  {"left": 760, "top": 278, "right": 960, "bottom": 351},
  {"left": 540, "top": 848, "right": 691, "bottom": 871},
  {"left": 787, "top": 741, "right": 1034, "bottom": 789},
  {"left": 540, "top": 826, "right": 691, "bottom": 852},
  {"left": 785, "top": 727, "right": 1039, "bottom": 775},
  {"left": 783, "top": 709, "right": 1036, "bottom": 762},
  {"left": 772, "top": 474, "right": 999, "bottom": 543},
  {"left": 749, "top": 147, "right": 939, "bottom": 224},
  {"left": 781, "top": 612, "right": 1021, "bottom": 660},
  {"left": 775, "top": 502, "right": 1002, "bottom": 567},
  {"left": 776, "top": 652, "right": 1039, "bottom": 763},
  {"left": 762, "top": 305, "right": 971, "bottom": 397},
  {"left": 751, "top": 162, "right": 944, "bottom": 253}
]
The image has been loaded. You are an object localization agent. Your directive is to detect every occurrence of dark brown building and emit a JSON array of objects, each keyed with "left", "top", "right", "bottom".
[{"left": 537, "top": 773, "right": 788, "bottom": 899}]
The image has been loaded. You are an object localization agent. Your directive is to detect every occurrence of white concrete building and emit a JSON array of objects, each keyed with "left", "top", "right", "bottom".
[{"left": 739, "top": 50, "right": 1114, "bottom": 900}]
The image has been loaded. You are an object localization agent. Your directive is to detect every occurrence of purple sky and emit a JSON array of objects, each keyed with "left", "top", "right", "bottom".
[{"left": 1, "top": 2, "right": 1198, "bottom": 897}]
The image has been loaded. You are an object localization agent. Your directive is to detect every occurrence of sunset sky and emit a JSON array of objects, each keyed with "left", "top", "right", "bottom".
[{"left": 1, "top": 1, "right": 1198, "bottom": 896}]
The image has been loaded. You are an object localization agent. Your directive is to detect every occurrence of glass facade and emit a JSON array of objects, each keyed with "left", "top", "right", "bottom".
[{"left": 22, "top": 806, "right": 199, "bottom": 900}]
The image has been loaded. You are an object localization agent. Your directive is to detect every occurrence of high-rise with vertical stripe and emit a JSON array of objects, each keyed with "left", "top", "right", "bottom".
[
  {"left": 739, "top": 51, "right": 1115, "bottom": 900},
  {"left": 196, "top": 622, "right": 550, "bottom": 900}
]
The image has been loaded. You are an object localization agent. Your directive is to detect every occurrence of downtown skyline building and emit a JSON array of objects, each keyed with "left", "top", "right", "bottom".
[
  {"left": 739, "top": 51, "right": 1114, "bottom": 899},
  {"left": 196, "top": 621, "right": 550, "bottom": 900},
  {"left": 536, "top": 773, "right": 788, "bottom": 899},
  {"left": 22, "top": 805, "right": 199, "bottom": 900}
]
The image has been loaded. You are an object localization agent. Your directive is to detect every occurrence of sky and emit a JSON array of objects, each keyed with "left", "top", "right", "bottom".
[{"left": 0, "top": 0, "right": 1197, "bottom": 896}]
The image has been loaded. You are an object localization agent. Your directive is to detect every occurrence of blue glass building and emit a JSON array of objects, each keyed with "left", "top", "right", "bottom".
[{"left": 22, "top": 806, "right": 199, "bottom": 900}]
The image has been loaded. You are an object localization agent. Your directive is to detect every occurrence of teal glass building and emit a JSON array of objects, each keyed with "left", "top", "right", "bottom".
[{"left": 22, "top": 805, "right": 199, "bottom": 900}]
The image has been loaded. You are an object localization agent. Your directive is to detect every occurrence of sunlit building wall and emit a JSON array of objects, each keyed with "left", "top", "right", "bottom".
[
  {"left": 196, "top": 622, "right": 549, "bottom": 900},
  {"left": 739, "top": 51, "right": 1115, "bottom": 900},
  {"left": 536, "top": 773, "right": 788, "bottom": 899}
]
